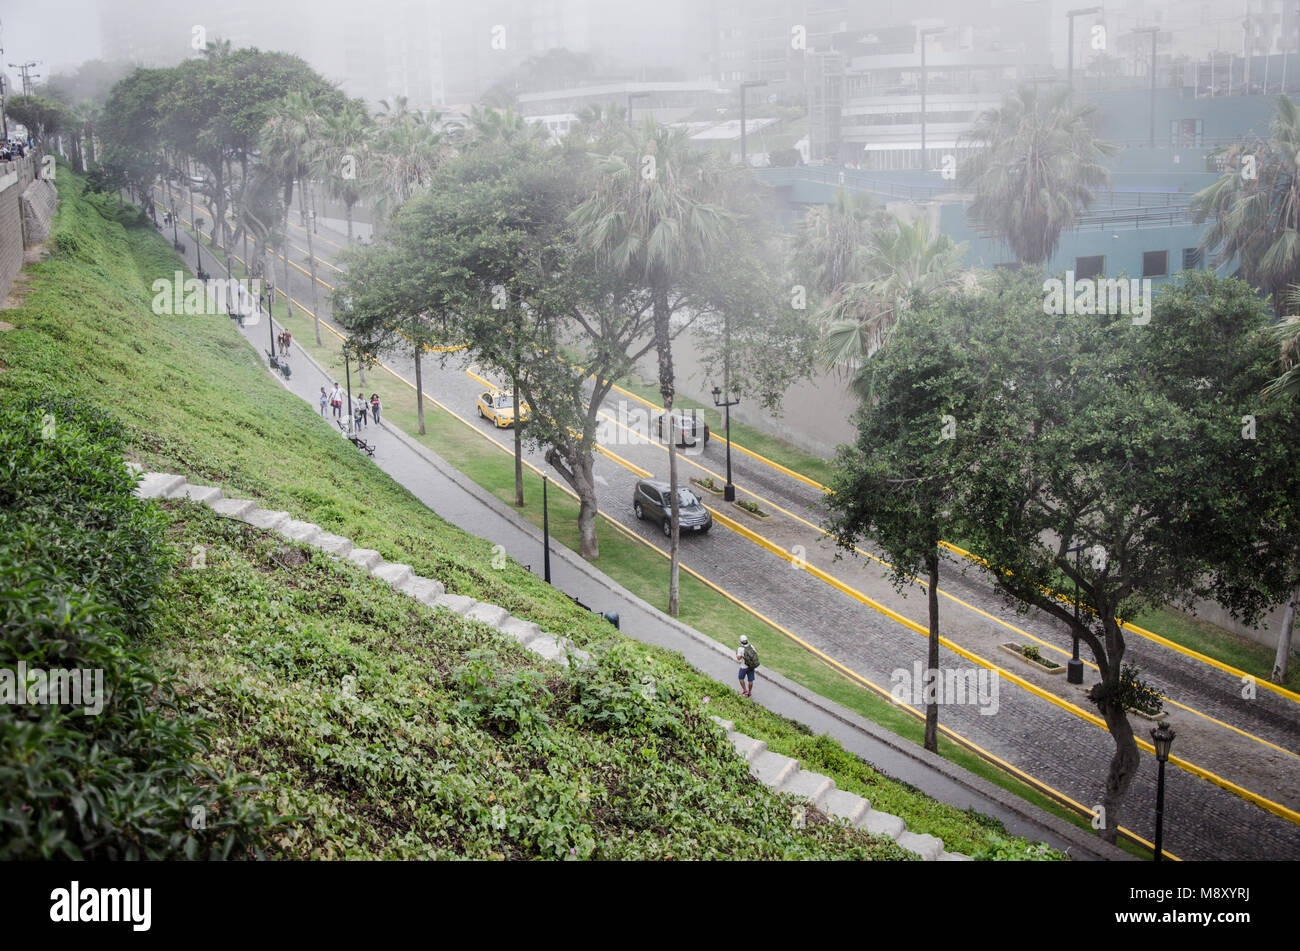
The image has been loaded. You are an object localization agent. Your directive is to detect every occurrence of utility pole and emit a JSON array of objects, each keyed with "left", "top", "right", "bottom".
[
  {"left": 1066, "top": 7, "right": 1103, "bottom": 92},
  {"left": 1133, "top": 28, "right": 1159, "bottom": 147},
  {"left": 9, "top": 61, "right": 37, "bottom": 96}
]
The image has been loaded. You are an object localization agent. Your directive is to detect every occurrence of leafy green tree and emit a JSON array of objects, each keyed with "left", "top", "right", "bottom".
[
  {"left": 6, "top": 95, "right": 70, "bottom": 148},
  {"left": 1192, "top": 95, "right": 1300, "bottom": 315},
  {"left": 823, "top": 291, "right": 981, "bottom": 752},
  {"left": 314, "top": 98, "right": 372, "bottom": 245},
  {"left": 570, "top": 122, "right": 742, "bottom": 616},
  {"left": 960, "top": 85, "right": 1115, "bottom": 265},
  {"left": 956, "top": 269, "right": 1300, "bottom": 842}
]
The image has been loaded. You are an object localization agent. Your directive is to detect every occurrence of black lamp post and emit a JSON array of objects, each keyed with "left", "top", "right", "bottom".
[
  {"left": 1150, "top": 723, "right": 1175, "bottom": 861},
  {"left": 343, "top": 343, "right": 354, "bottom": 433},
  {"left": 739, "top": 79, "right": 767, "bottom": 166},
  {"left": 542, "top": 474, "right": 552, "bottom": 584},
  {"left": 712, "top": 384, "right": 740, "bottom": 502},
  {"left": 1065, "top": 542, "right": 1086, "bottom": 684}
]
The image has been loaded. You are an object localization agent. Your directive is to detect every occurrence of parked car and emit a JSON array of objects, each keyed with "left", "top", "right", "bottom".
[
  {"left": 476, "top": 389, "right": 531, "bottom": 428},
  {"left": 632, "top": 479, "right": 712, "bottom": 537},
  {"left": 655, "top": 408, "right": 710, "bottom": 448}
]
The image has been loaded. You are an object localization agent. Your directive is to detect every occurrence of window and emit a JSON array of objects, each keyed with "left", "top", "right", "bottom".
[
  {"left": 642, "top": 485, "right": 661, "bottom": 505},
  {"left": 1142, "top": 250, "right": 1169, "bottom": 278},
  {"left": 1075, "top": 255, "right": 1105, "bottom": 280},
  {"left": 1182, "top": 247, "right": 1203, "bottom": 270},
  {"left": 1170, "top": 118, "right": 1203, "bottom": 147}
]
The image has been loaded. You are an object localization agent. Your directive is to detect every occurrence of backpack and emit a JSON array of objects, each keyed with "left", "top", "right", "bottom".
[{"left": 742, "top": 643, "right": 759, "bottom": 670}]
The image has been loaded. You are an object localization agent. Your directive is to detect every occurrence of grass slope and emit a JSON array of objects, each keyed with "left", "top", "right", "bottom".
[{"left": 0, "top": 168, "right": 1064, "bottom": 858}]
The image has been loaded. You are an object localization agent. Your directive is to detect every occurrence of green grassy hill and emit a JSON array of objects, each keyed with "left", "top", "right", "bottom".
[{"left": 0, "top": 167, "right": 1059, "bottom": 859}]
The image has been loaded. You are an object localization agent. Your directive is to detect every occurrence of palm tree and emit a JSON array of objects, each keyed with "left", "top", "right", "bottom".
[
  {"left": 1192, "top": 95, "right": 1300, "bottom": 315},
  {"left": 261, "top": 91, "right": 323, "bottom": 342},
  {"left": 818, "top": 216, "right": 966, "bottom": 399},
  {"left": 960, "top": 84, "right": 1116, "bottom": 266},
  {"left": 314, "top": 98, "right": 372, "bottom": 244},
  {"left": 792, "top": 188, "right": 882, "bottom": 301},
  {"left": 570, "top": 122, "right": 737, "bottom": 616},
  {"left": 369, "top": 97, "right": 447, "bottom": 226}
]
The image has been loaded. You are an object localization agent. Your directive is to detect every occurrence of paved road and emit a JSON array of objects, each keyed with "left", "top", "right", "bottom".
[{"left": 160, "top": 189, "right": 1300, "bottom": 860}]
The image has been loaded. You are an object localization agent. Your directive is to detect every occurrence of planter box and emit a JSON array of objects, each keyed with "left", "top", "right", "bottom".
[
  {"left": 1129, "top": 706, "right": 1168, "bottom": 722},
  {"left": 691, "top": 478, "right": 725, "bottom": 497},
  {"left": 999, "top": 642, "right": 1066, "bottom": 675},
  {"left": 731, "top": 501, "right": 771, "bottom": 520}
]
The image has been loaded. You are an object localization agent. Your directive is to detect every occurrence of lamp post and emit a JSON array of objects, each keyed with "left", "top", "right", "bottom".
[
  {"left": 1065, "top": 542, "right": 1086, "bottom": 684},
  {"left": 1066, "top": 7, "right": 1103, "bottom": 91},
  {"left": 627, "top": 90, "right": 650, "bottom": 124},
  {"left": 1133, "top": 27, "right": 1159, "bottom": 147},
  {"left": 739, "top": 79, "right": 767, "bottom": 166},
  {"left": 918, "top": 27, "right": 946, "bottom": 171},
  {"left": 542, "top": 475, "right": 552, "bottom": 583},
  {"left": 1150, "top": 723, "right": 1175, "bottom": 861},
  {"left": 343, "top": 343, "right": 354, "bottom": 433}
]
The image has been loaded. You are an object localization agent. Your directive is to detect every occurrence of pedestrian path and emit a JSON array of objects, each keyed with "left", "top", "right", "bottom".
[
  {"left": 153, "top": 200, "right": 1129, "bottom": 861},
  {"left": 131, "top": 463, "right": 972, "bottom": 860}
]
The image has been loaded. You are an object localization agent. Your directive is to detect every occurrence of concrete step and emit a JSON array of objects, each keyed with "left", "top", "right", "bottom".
[
  {"left": 465, "top": 602, "right": 510, "bottom": 628},
  {"left": 939, "top": 851, "right": 974, "bottom": 862},
  {"left": 710, "top": 715, "right": 736, "bottom": 732},
  {"left": 897, "top": 830, "right": 945, "bottom": 861},
  {"left": 346, "top": 548, "right": 382, "bottom": 571},
  {"left": 749, "top": 750, "right": 799, "bottom": 788},
  {"left": 135, "top": 472, "right": 186, "bottom": 499},
  {"left": 780, "top": 769, "right": 835, "bottom": 806},
  {"left": 169, "top": 482, "right": 223, "bottom": 504},
  {"left": 210, "top": 498, "right": 256, "bottom": 519},
  {"left": 730, "top": 733, "right": 767, "bottom": 762},
  {"left": 528, "top": 635, "right": 572, "bottom": 666},
  {"left": 499, "top": 617, "right": 542, "bottom": 646},
  {"left": 399, "top": 576, "right": 445, "bottom": 601},
  {"left": 372, "top": 562, "right": 414, "bottom": 588},
  {"left": 279, "top": 519, "right": 321, "bottom": 544},
  {"left": 858, "top": 809, "right": 906, "bottom": 841},
  {"left": 244, "top": 509, "right": 290, "bottom": 531},
  {"left": 820, "top": 788, "right": 870, "bottom": 825},
  {"left": 311, "top": 532, "right": 353, "bottom": 557},
  {"left": 431, "top": 593, "right": 477, "bottom": 615}
]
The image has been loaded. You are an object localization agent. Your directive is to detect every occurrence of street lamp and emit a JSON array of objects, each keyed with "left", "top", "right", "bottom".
[
  {"left": 918, "top": 27, "right": 946, "bottom": 171},
  {"left": 1150, "top": 723, "right": 1175, "bottom": 861},
  {"left": 542, "top": 474, "right": 552, "bottom": 583},
  {"left": 343, "top": 343, "right": 354, "bottom": 433},
  {"left": 711, "top": 385, "right": 739, "bottom": 501},
  {"left": 1066, "top": 7, "right": 1103, "bottom": 91},
  {"left": 740, "top": 79, "right": 768, "bottom": 166},
  {"left": 1065, "top": 542, "right": 1087, "bottom": 684}
]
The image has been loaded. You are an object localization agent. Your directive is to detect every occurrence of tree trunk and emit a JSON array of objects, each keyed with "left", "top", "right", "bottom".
[
  {"left": 1094, "top": 616, "right": 1140, "bottom": 845},
  {"left": 298, "top": 175, "right": 307, "bottom": 227},
  {"left": 346, "top": 200, "right": 354, "bottom": 245},
  {"left": 280, "top": 229, "right": 294, "bottom": 321},
  {"left": 414, "top": 345, "right": 425, "bottom": 435},
  {"left": 305, "top": 217, "right": 321, "bottom": 343},
  {"left": 652, "top": 283, "right": 680, "bottom": 616},
  {"left": 924, "top": 551, "right": 941, "bottom": 754},
  {"left": 513, "top": 379, "right": 524, "bottom": 507},
  {"left": 575, "top": 456, "right": 599, "bottom": 559},
  {"left": 1273, "top": 583, "right": 1298, "bottom": 683}
]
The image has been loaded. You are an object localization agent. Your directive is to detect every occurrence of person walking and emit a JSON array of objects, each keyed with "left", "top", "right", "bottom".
[
  {"left": 736, "top": 636, "right": 759, "bottom": 698},
  {"left": 354, "top": 395, "right": 368, "bottom": 429},
  {"left": 319, "top": 386, "right": 328, "bottom": 416},
  {"left": 370, "top": 393, "right": 381, "bottom": 424},
  {"left": 329, "top": 383, "right": 343, "bottom": 419}
]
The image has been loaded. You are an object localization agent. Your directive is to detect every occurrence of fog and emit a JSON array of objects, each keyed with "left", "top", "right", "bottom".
[{"left": 0, "top": 0, "right": 1272, "bottom": 109}]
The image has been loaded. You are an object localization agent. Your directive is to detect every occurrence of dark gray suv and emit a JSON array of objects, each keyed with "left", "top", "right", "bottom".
[{"left": 632, "top": 479, "right": 713, "bottom": 536}]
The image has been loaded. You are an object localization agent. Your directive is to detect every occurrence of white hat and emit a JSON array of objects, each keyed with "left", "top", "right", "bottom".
[{"left": 739, "top": 636, "right": 749, "bottom": 645}]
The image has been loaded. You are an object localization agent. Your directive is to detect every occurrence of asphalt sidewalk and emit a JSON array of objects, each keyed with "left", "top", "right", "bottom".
[{"left": 166, "top": 217, "right": 1127, "bottom": 861}]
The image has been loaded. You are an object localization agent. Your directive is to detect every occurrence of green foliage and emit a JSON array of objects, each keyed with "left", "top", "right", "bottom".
[
  {"left": 1091, "top": 663, "right": 1165, "bottom": 717},
  {"left": 0, "top": 395, "right": 272, "bottom": 859},
  {"left": 1020, "top": 644, "right": 1043, "bottom": 663},
  {"left": 453, "top": 650, "right": 553, "bottom": 737}
]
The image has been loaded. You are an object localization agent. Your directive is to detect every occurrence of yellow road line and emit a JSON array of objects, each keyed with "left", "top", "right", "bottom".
[
  {"left": 570, "top": 383, "right": 1300, "bottom": 761},
  {"left": 261, "top": 309, "right": 1170, "bottom": 857}
]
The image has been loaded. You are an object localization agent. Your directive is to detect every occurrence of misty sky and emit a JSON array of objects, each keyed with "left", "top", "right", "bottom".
[{"left": 1, "top": 0, "right": 101, "bottom": 75}]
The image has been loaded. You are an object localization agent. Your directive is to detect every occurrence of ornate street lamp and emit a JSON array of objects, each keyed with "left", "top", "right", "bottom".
[{"left": 1150, "top": 723, "right": 1175, "bottom": 861}]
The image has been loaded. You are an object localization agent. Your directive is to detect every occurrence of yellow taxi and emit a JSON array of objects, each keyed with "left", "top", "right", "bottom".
[{"left": 476, "top": 389, "right": 531, "bottom": 428}]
